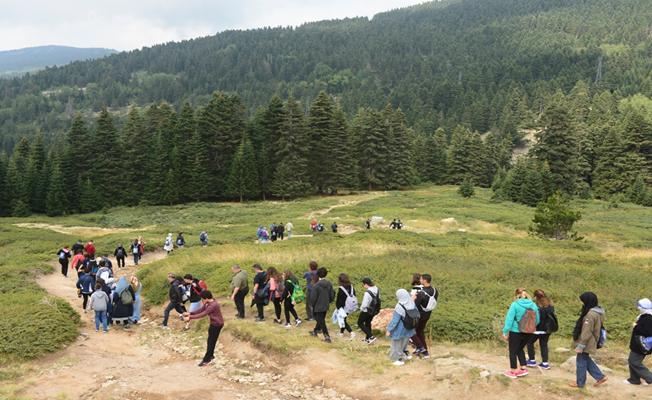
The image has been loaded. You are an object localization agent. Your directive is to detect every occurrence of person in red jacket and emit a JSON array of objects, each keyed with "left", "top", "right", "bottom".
[
  {"left": 184, "top": 291, "right": 224, "bottom": 367},
  {"left": 85, "top": 240, "right": 96, "bottom": 258}
]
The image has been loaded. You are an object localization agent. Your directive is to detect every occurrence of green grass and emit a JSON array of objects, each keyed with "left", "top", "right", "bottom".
[{"left": 2, "top": 185, "right": 651, "bottom": 368}]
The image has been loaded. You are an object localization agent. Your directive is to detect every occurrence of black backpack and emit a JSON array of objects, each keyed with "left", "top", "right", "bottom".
[
  {"left": 399, "top": 304, "right": 420, "bottom": 330},
  {"left": 366, "top": 289, "right": 381, "bottom": 316},
  {"left": 544, "top": 309, "right": 559, "bottom": 333},
  {"left": 116, "top": 248, "right": 124, "bottom": 257}
]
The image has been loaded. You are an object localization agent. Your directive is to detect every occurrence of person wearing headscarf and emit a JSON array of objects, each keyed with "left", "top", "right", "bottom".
[
  {"left": 570, "top": 292, "right": 607, "bottom": 388},
  {"left": 626, "top": 298, "right": 652, "bottom": 385},
  {"left": 386, "top": 289, "right": 417, "bottom": 366},
  {"left": 164, "top": 233, "right": 174, "bottom": 254},
  {"left": 112, "top": 276, "right": 135, "bottom": 326}
]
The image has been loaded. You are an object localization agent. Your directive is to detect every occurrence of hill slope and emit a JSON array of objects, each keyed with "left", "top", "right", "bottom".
[
  {"left": 0, "top": 45, "right": 116, "bottom": 77},
  {"left": 0, "top": 0, "right": 650, "bottom": 145}
]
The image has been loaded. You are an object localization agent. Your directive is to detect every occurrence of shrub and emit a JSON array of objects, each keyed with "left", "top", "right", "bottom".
[
  {"left": 458, "top": 178, "right": 475, "bottom": 198},
  {"left": 529, "top": 192, "right": 581, "bottom": 240}
]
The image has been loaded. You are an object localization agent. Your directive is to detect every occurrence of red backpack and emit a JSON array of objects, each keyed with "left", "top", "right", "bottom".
[{"left": 192, "top": 279, "right": 208, "bottom": 295}]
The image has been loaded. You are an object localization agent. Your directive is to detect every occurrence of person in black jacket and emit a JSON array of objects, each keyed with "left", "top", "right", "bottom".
[
  {"left": 412, "top": 274, "right": 437, "bottom": 358},
  {"left": 627, "top": 298, "right": 652, "bottom": 385},
  {"left": 527, "top": 289, "right": 557, "bottom": 370},
  {"left": 57, "top": 246, "right": 72, "bottom": 277},
  {"left": 114, "top": 244, "right": 127, "bottom": 268},
  {"left": 161, "top": 273, "right": 186, "bottom": 328},
  {"left": 335, "top": 273, "right": 355, "bottom": 338},
  {"left": 282, "top": 270, "right": 301, "bottom": 328},
  {"left": 309, "top": 267, "right": 334, "bottom": 343}
]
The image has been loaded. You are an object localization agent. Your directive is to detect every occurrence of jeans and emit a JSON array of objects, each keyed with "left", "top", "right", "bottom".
[
  {"left": 272, "top": 298, "right": 282, "bottom": 320},
  {"left": 133, "top": 253, "right": 139, "bottom": 265},
  {"left": 357, "top": 311, "right": 374, "bottom": 339},
  {"left": 94, "top": 310, "right": 108, "bottom": 331},
  {"left": 189, "top": 301, "right": 202, "bottom": 313},
  {"left": 203, "top": 325, "right": 222, "bottom": 363},
  {"left": 256, "top": 302, "right": 265, "bottom": 319},
  {"left": 162, "top": 302, "right": 186, "bottom": 326},
  {"left": 116, "top": 256, "right": 125, "bottom": 268},
  {"left": 60, "top": 260, "right": 69, "bottom": 276},
  {"left": 305, "top": 287, "right": 314, "bottom": 319},
  {"left": 411, "top": 313, "right": 430, "bottom": 351},
  {"left": 576, "top": 352, "right": 605, "bottom": 388},
  {"left": 284, "top": 297, "right": 299, "bottom": 324},
  {"left": 313, "top": 311, "right": 329, "bottom": 338},
  {"left": 390, "top": 337, "right": 410, "bottom": 361},
  {"left": 234, "top": 287, "right": 248, "bottom": 318},
  {"left": 628, "top": 351, "right": 652, "bottom": 384},
  {"left": 527, "top": 333, "right": 550, "bottom": 363},
  {"left": 131, "top": 292, "right": 141, "bottom": 322},
  {"left": 508, "top": 332, "right": 530, "bottom": 369}
]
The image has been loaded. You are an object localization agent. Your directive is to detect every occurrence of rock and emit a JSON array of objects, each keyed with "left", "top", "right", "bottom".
[
  {"left": 371, "top": 308, "right": 394, "bottom": 330},
  {"left": 555, "top": 347, "right": 570, "bottom": 353},
  {"left": 479, "top": 370, "right": 491, "bottom": 379}
]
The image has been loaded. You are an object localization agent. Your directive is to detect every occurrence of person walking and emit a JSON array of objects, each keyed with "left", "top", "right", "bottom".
[
  {"left": 267, "top": 267, "right": 284, "bottom": 324},
  {"left": 303, "top": 261, "right": 318, "bottom": 321},
  {"left": 114, "top": 244, "right": 127, "bottom": 268},
  {"left": 57, "top": 245, "right": 72, "bottom": 277},
  {"left": 335, "top": 273, "right": 356, "bottom": 339},
  {"left": 176, "top": 232, "right": 185, "bottom": 248},
  {"left": 90, "top": 283, "right": 110, "bottom": 332},
  {"left": 183, "top": 291, "right": 224, "bottom": 367},
  {"left": 570, "top": 292, "right": 607, "bottom": 388},
  {"left": 252, "top": 264, "right": 268, "bottom": 322},
  {"left": 71, "top": 251, "right": 86, "bottom": 276},
  {"left": 164, "top": 233, "right": 174, "bottom": 254},
  {"left": 502, "top": 288, "right": 539, "bottom": 379},
  {"left": 282, "top": 270, "right": 302, "bottom": 328},
  {"left": 131, "top": 239, "right": 141, "bottom": 266},
  {"left": 277, "top": 223, "right": 285, "bottom": 241},
  {"left": 285, "top": 221, "right": 293, "bottom": 238},
  {"left": 184, "top": 274, "right": 203, "bottom": 313},
  {"left": 626, "top": 298, "right": 652, "bottom": 385},
  {"left": 412, "top": 274, "right": 437, "bottom": 358},
  {"left": 230, "top": 265, "right": 249, "bottom": 319},
  {"left": 72, "top": 240, "right": 84, "bottom": 255},
  {"left": 309, "top": 267, "right": 334, "bottom": 343},
  {"left": 526, "top": 289, "right": 558, "bottom": 369},
  {"left": 331, "top": 222, "right": 338, "bottom": 233},
  {"left": 199, "top": 231, "right": 209, "bottom": 246},
  {"left": 84, "top": 240, "right": 96, "bottom": 258},
  {"left": 76, "top": 269, "right": 94, "bottom": 312},
  {"left": 358, "top": 277, "right": 380, "bottom": 344},
  {"left": 161, "top": 273, "right": 187, "bottom": 328},
  {"left": 386, "top": 289, "right": 418, "bottom": 366},
  {"left": 130, "top": 275, "right": 142, "bottom": 324}
]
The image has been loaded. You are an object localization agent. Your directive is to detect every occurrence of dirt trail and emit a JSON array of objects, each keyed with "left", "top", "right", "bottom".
[{"left": 305, "top": 192, "right": 387, "bottom": 220}]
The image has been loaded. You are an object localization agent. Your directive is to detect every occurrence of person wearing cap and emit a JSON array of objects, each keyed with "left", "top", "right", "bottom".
[
  {"left": 626, "top": 298, "right": 652, "bottom": 385},
  {"left": 358, "top": 277, "right": 379, "bottom": 344},
  {"left": 183, "top": 290, "right": 224, "bottom": 367}
]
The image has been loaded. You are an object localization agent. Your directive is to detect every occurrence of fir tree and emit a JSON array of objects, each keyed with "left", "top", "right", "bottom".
[
  {"left": 529, "top": 192, "right": 581, "bottom": 240},
  {"left": 46, "top": 160, "right": 69, "bottom": 216},
  {"left": 627, "top": 175, "right": 648, "bottom": 205},
  {"left": 227, "top": 138, "right": 260, "bottom": 202},
  {"left": 384, "top": 106, "right": 417, "bottom": 189},
  {"left": 92, "top": 108, "right": 122, "bottom": 207},
  {"left": 593, "top": 129, "right": 643, "bottom": 197},
  {"left": 161, "top": 169, "right": 179, "bottom": 206},
  {"left": 308, "top": 91, "right": 335, "bottom": 192},
  {"left": 79, "top": 177, "right": 101, "bottom": 213},
  {"left": 187, "top": 129, "right": 211, "bottom": 202},
  {"left": 458, "top": 177, "right": 475, "bottom": 198},
  {"left": 63, "top": 114, "right": 91, "bottom": 211},
  {"left": 353, "top": 108, "right": 387, "bottom": 190},
  {"left": 328, "top": 104, "right": 357, "bottom": 191},
  {"left": 447, "top": 125, "right": 479, "bottom": 184},
  {"left": 6, "top": 137, "right": 30, "bottom": 213},
  {"left": 120, "top": 107, "right": 147, "bottom": 205},
  {"left": 25, "top": 134, "right": 47, "bottom": 213},
  {"left": 175, "top": 103, "right": 197, "bottom": 202},
  {"left": 0, "top": 153, "right": 8, "bottom": 216},
  {"left": 425, "top": 128, "right": 448, "bottom": 184},
  {"left": 621, "top": 110, "right": 652, "bottom": 184}
]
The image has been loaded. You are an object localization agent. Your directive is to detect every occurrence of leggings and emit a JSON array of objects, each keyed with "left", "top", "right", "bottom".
[
  {"left": 272, "top": 298, "right": 282, "bottom": 320},
  {"left": 59, "top": 260, "right": 69, "bottom": 276},
  {"left": 527, "top": 334, "right": 550, "bottom": 363},
  {"left": 411, "top": 313, "right": 430, "bottom": 351},
  {"left": 284, "top": 297, "right": 299, "bottom": 324},
  {"left": 508, "top": 332, "right": 530, "bottom": 369},
  {"left": 340, "top": 317, "right": 352, "bottom": 333},
  {"left": 81, "top": 293, "right": 90, "bottom": 310},
  {"left": 116, "top": 256, "right": 125, "bottom": 268},
  {"left": 313, "top": 311, "right": 329, "bottom": 338}
]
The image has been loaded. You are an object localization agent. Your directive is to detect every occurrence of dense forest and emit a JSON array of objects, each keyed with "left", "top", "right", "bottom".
[{"left": 0, "top": 0, "right": 651, "bottom": 215}]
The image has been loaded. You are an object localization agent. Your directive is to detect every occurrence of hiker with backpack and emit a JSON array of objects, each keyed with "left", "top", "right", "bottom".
[
  {"left": 72, "top": 240, "right": 84, "bottom": 255},
  {"left": 303, "top": 261, "right": 318, "bottom": 321},
  {"left": 57, "top": 245, "right": 72, "bottom": 277},
  {"left": 130, "top": 275, "right": 142, "bottom": 324},
  {"left": 76, "top": 269, "right": 94, "bottom": 312},
  {"left": 112, "top": 276, "right": 135, "bottom": 327},
  {"left": 85, "top": 240, "right": 96, "bottom": 258},
  {"left": 114, "top": 244, "right": 127, "bottom": 268},
  {"left": 97, "top": 260, "right": 114, "bottom": 286},
  {"left": 184, "top": 274, "right": 203, "bottom": 313},
  {"left": 161, "top": 273, "right": 187, "bottom": 328},
  {"left": 526, "top": 289, "right": 558, "bottom": 370},
  {"left": 412, "top": 274, "right": 437, "bottom": 358},
  {"left": 277, "top": 223, "right": 285, "bottom": 241},
  {"left": 267, "top": 267, "right": 284, "bottom": 324},
  {"left": 87, "top": 255, "right": 99, "bottom": 286},
  {"left": 626, "top": 298, "right": 652, "bottom": 385},
  {"left": 252, "top": 264, "right": 268, "bottom": 322},
  {"left": 334, "top": 273, "right": 357, "bottom": 339},
  {"left": 183, "top": 290, "right": 224, "bottom": 367},
  {"left": 570, "top": 291, "right": 607, "bottom": 388},
  {"left": 199, "top": 231, "right": 209, "bottom": 246},
  {"left": 501, "top": 288, "right": 539, "bottom": 379},
  {"left": 309, "top": 267, "right": 334, "bottom": 343},
  {"left": 331, "top": 222, "right": 338, "bottom": 233},
  {"left": 90, "top": 282, "right": 110, "bottom": 333},
  {"left": 282, "top": 270, "right": 303, "bottom": 328},
  {"left": 358, "top": 277, "right": 380, "bottom": 344},
  {"left": 386, "top": 289, "right": 418, "bottom": 366},
  {"left": 176, "top": 232, "right": 185, "bottom": 248},
  {"left": 229, "top": 265, "right": 248, "bottom": 319},
  {"left": 71, "top": 251, "right": 86, "bottom": 277},
  {"left": 131, "top": 239, "right": 141, "bottom": 265},
  {"left": 164, "top": 233, "right": 174, "bottom": 254}
]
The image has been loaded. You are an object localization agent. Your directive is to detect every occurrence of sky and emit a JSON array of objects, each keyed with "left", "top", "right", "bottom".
[{"left": 0, "top": 0, "right": 423, "bottom": 51}]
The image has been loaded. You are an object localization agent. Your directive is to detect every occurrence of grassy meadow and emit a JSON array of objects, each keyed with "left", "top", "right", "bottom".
[{"left": 1, "top": 185, "right": 651, "bottom": 369}]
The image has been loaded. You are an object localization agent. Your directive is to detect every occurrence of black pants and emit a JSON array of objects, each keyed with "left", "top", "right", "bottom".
[
  {"left": 340, "top": 316, "right": 352, "bottom": 333},
  {"left": 305, "top": 287, "right": 314, "bottom": 319},
  {"left": 255, "top": 300, "right": 265, "bottom": 319},
  {"left": 234, "top": 287, "right": 248, "bottom": 318},
  {"left": 629, "top": 351, "right": 652, "bottom": 384},
  {"left": 278, "top": 232, "right": 284, "bottom": 240},
  {"left": 163, "top": 302, "right": 186, "bottom": 326},
  {"left": 272, "top": 298, "right": 282, "bottom": 320},
  {"left": 313, "top": 311, "right": 329, "bottom": 338},
  {"left": 203, "top": 324, "right": 223, "bottom": 363},
  {"left": 116, "top": 256, "right": 125, "bottom": 268},
  {"left": 357, "top": 311, "right": 374, "bottom": 339},
  {"left": 59, "top": 260, "right": 69, "bottom": 276},
  {"left": 527, "top": 333, "right": 550, "bottom": 363},
  {"left": 508, "top": 332, "right": 531, "bottom": 369},
  {"left": 284, "top": 297, "right": 299, "bottom": 324},
  {"left": 81, "top": 293, "right": 90, "bottom": 309},
  {"left": 411, "top": 313, "right": 431, "bottom": 351}
]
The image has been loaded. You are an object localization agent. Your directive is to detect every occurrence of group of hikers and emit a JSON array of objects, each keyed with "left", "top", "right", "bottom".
[
  {"left": 164, "top": 231, "right": 209, "bottom": 253},
  {"left": 256, "top": 222, "right": 292, "bottom": 242},
  {"left": 57, "top": 239, "right": 143, "bottom": 332},
  {"left": 389, "top": 219, "right": 404, "bottom": 229}
]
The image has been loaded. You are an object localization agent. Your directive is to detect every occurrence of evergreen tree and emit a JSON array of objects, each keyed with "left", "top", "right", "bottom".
[
  {"left": 627, "top": 175, "right": 648, "bottom": 205},
  {"left": 161, "top": 169, "right": 179, "bottom": 205},
  {"left": 384, "top": 106, "right": 417, "bottom": 189},
  {"left": 328, "top": 104, "right": 357, "bottom": 191},
  {"left": 26, "top": 134, "right": 47, "bottom": 213},
  {"left": 120, "top": 107, "right": 147, "bottom": 205},
  {"left": 458, "top": 177, "right": 475, "bottom": 198},
  {"left": 46, "top": 160, "right": 69, "bottom": 216},
  {"left": 425, "top": 128, "right": 448, "bottom": 184},
  {"left": 187, "top": 128, "right": 211, "bottom": 202},
  {"left": 227, "top": 138, "right": 260, "bottom": 202},
  {"left": 353, "top": 108, "right": 387, "bottom": 190},
  {"left": 621, "top": 110, "right": 652, "bottom": 184},
  {"left": 63, "top": 114, "right": 91, "bottom": 211},
  {"left": 447, "top": 125, "right": 479, "bottom": 184},
  {"left": 308, "top": 91, "right": 335, "bottom": 192},
  {"left": 529, "top": 192, "right": 581, "bottom": 240},
  {"left": 79, "top": 177, "right": 101, "bottom": 213},
  {"left": 6, "top": 137, "right": 30, "bottom": 213},
  {"left": 0, "top": 153, "right": 8, "bottom": 216},
  {"left": 521, "top": 163, "right": 545, "bottom": 207},
  {"left": 175, "top": 103, "right": 197, "bottom": 202},
  {"left": 92, "top": 108, "right": 122, "bottom": 207},
  {"left": 593, "top": 129, "right": 643, "bottom": 197}
]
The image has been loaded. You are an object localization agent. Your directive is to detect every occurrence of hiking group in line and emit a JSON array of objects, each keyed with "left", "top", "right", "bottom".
[
  {"left": 164, "top": 231, "right": 209, "bottom": 254},
  {"left": 257, "top": 222, "right": 292, "bottom": 242}
]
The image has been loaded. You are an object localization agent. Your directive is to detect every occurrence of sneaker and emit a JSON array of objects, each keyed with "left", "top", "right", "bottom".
[
  {"left": 503, "top": 370, "right": 518, "bottom": 379},
  {"left": 198, "top": 360, "right": 213, "bottom": 367},
  {"left": 274, "top": 319, "right": 282, "bottom": 324},
  {"left": 284, "top": 323, "right": 292, "bottom": 329},
  {"left": 594, "top": 377, "right": 608, "bottom": 387},
  {"left": 413, "top": 348, "right": 424, "bottom": 355},
  {"left": 515, "top": 369, "right": 529, "bottom": 377},
  {"left": 367, "top": 336, "right": 377, "bottom": 344},
  {"left": 324, "top": 337, "right": 332, "bottom": 343},
  {"left": 421, "top": 351, "right": 430, "bottom": 359},
  {"left": 539, "top": 362, "right": 551, "bottom": 370},
  {"left": 403, "top": 351, "right": 413, "bottom": 360},
  {"left": 103, "top": 330, "right": 108, "bottom": 333},
  {"left": 255, "top": 318, "right": 265, "bottom": 323},
  {"left": 309, "top": 331, "right": 318, "bottom": 337},
  {"left": 624, "top": 379, "right": 641, "bottom": 385},
  {"left": 160, "top": 324, "right": 170, "bottom": 329},
  {"left": 392, "top": 360, "right": 405, "bottom": 366},
  {"left": 305, "top": 318, "right": 313, "bottom": 322},
  {"left": 295, "top": 319, "right": 302, "bottom": 326},
  {"left": 526, "top": 360, "right": 537, "bottom": 368},
  {"left": 349, "top": 332, "right": 356, "bottom": 339}
]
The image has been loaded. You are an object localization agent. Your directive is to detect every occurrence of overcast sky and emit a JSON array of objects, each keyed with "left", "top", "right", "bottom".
[{"left": 0, "top": 0, "right": 423, "bottom": 51}]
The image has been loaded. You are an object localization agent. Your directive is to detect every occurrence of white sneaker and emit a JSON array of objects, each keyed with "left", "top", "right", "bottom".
[
  {"left": 350, "top": 332, "right": 356, "bottom": 339},
  {"left": 337, "top": 332, "right": 344, "bottom": 338},
  {"left": 392, "top": 360, "right": 405, "bottom": 366},
  {"left": 295, "top": 319, "right": 302, "bottom": 326},
  {"left": 284, "top": 323, "right": 292, "bottom": 329}
]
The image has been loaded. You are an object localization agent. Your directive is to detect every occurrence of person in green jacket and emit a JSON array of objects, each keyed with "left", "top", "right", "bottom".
[{"left": 501, "top": 288, "right": 539, "bottom": 379}]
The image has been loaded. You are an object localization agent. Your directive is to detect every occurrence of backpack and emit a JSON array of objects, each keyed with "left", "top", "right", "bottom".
[
  {"left": 116, "top": 248, "right": 124, "bottom": 257},
  {"left": 274, "top": 279, "right": 285, "bottom": 298},
  {"left": 518, "top": 308, "right": 537, "bottom": 334},
  {"left": 132, "top": 245, "right": 139, "bottom": 254},
  {"left": 399, "top": 304, "right": 420, "bottom": 330},
  {"left": 120, "top": 289, "right": 133, "bottom": 305},
  {"left": 199, "top": 232, "right": 207, "bottom": 241},
  {"left": 544, "top": 309, "right": 559, "bottom": 333},
  {"left": 597, "top": 324, "right": 607, "bottom": 349},
  {"left": 340, "top": 286, "right": 358, "bottom": 314},
  {"left": 289, "top": 280, "right": 305, "bottom": 304},
  {"left": 88, "top": 260, "right": 99, "bottom": 275},
  {"left": 366, "top": 289, "right": 381, "bottom": 316},
  {"left": 636, "top": 336, "right": 652, "bottom": 355},
  {"left": 422, "top": 288, "right": 438, "bottom": 312},
  {"left": 102, "top": 257, "right": 112, "bottom": 269}
]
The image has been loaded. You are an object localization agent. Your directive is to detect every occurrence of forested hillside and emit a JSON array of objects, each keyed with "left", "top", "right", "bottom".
[
  {"left": 0, "top": 45, "right": 116, "bottom": 78},
  {"left": 0, "top": 0, "right": 651, "bottom": 216}
]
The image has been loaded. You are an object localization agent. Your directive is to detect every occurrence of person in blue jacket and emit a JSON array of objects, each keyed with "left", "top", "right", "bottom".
[
  {"left": 386, "top": 288, "right": 417, "bottom": 366},
  {"left": 502, "top": 288, "right": 539, "bottom": 379},
  {"left": 76, "top": 269, "right": 94, "bottom": 312}
]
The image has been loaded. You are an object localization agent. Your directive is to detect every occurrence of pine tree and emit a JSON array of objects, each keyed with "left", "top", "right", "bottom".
[
  {"left": 6, "top": 137, "right": 30, "bottom": 214},
  {"left": 353, "top": 108, "right": 387, "bottom": 190},
  {"left": 160, "top": 169, "right": 179, "bottom": 205},
  {"left": 79, "top": 177, "right": 101, "bottom": 213},
  {"left": 328, "top": 104, "right": 357, "bottom": 191},
  {"left": 0, "top": 153, "right": 8, "bottom": 216},
  {"left": 458, "top": 177, "right": 475, "bottom": 198},
  {"left": 621, "top": 110, "right": 652, "bottom": 185},
  {"left": 384, "top": 106, "right": 417, "bottom": 189},
  {"left": 530, "top": 192, "right": 581, "bottom": 240},
  {"left": 92, "top": 108, "right": 122, "bottom": 207},
  {"left": 227, "top": 138, "right": 260, "bottom": 202},
  {"left": 46, "top": 160, "right": 69, "bottom": 216},
  {"left": 593, "top": 129, "right": 643, "bottom": 197},
  {"left": 121, "top": 107, "right": 149, "bottom": 205},
  {"left": 425, "top": 128, "right": 448, "bottom": 184},
  {"left": 447, "top": 125, "right": 478, "bottom": 184},
  {"left": 628, "top": 175, "right": 648, "bottom": 205},
  {"left": 187, "top": 128, "right": 211, "bottom": 202},
  {"left": 26, "top": 134, "right": 47, "bottom": 213},
  {"left": 63, "top": 114, "right": 91, "bottom": 211},
  {"left": 175, "top": 103, "right": 197, "bottom": 202},
  {"left": 308, "top": 91, "right": 335, "bottom": 192},
  {"left": 520, "top": 162, "right": 545, "bottom": 206}
]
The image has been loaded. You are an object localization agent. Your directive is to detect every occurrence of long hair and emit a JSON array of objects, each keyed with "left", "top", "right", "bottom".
[
  {"left": 266, "top": 267, "right": 280, "bottom": 282},
  {"left": 533, "top": 289, "right": 552, "bottom": 308},
  {"left": 338, "top": 273, "right": 351, "bottom": 286},
  {"left": 284, "top": 269, "right": 298, "bottom": 284},
  {"left": 514, "top": 288, "right": 530, "bottom": 300},
  {"left": 411, "top": 273, "right": 421, "bottom": 286}
]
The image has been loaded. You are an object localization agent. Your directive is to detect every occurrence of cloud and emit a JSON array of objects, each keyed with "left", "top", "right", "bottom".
[{"left": 0, "top": 0, "right": 423, "bottom": 51}]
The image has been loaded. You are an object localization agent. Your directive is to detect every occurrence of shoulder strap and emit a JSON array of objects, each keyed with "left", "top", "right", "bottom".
[{"left": 339, "top": 286, "right": 351, "bottom": 297}]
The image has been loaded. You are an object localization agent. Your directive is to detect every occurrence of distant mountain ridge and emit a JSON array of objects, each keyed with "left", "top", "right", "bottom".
[{"left": 0, "top": 45, "right": 116, "bottom": 76}]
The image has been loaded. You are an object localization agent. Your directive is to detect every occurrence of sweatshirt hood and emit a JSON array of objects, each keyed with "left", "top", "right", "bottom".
[
  {"left": 516, "top": 298, "right": 536, "bottom": 309},
  {"left": 590, "top": 306, "right": 605, "bottom": 315}
]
